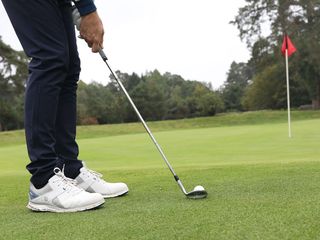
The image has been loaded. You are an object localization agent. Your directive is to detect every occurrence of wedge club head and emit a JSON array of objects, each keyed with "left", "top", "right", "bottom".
[{"left": 186, "top": 186, "right": 208, "bottom": 199}]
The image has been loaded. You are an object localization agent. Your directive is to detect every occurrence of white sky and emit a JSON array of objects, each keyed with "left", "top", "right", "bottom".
[{"left": 0, "top": 0, "right": 250, "bottom": 89}]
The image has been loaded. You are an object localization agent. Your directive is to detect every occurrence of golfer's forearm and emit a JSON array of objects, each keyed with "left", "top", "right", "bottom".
[{"left": 73, "top": 0, "right": 96, "bottom": 16}]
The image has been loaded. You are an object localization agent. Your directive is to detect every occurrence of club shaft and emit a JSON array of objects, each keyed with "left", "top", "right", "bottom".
[{"left": 98, "top": 50, "right": 187, "bottom": 194}]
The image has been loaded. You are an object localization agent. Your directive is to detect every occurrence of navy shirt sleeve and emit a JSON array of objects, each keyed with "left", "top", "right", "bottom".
[{"left": 73, "top": 0, "right": 96, "bottom": 16}]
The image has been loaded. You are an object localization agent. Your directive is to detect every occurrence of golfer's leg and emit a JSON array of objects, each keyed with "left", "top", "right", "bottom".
[
  {"left": 2, "top": 0, "right": 70, "bottom": 188},
  {"left": 54, "top": 2, "right": 83, "bottom": 178}
]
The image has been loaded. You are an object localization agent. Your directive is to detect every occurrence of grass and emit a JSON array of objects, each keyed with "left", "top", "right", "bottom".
[
  {"left": 1, "top": 110, "right": 320, "bottom": 147},
  {"left": 1, "top": 110, "right": 320, "bottom": 239}
]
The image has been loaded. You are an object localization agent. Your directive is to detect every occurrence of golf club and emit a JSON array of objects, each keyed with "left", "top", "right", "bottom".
[{"left": 98, "top": 50, "right": 207, "bottom": 199}]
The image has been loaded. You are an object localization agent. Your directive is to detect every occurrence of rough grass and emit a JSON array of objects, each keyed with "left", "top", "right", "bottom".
[{"left": 0, "top": 111, "right": 320, "bottom": 239}]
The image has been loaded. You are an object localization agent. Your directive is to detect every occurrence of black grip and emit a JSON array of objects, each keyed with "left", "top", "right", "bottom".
[
  {"left": 99, "top": 50, "right": 108, "bottom": 61},
  {"left": 174, "top": 175, "right": 179, "bottom": 181}
]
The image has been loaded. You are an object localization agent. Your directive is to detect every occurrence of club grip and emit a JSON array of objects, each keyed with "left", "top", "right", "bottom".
[{"left": 99, "top": 50, "right": 108, "bottom": 61}]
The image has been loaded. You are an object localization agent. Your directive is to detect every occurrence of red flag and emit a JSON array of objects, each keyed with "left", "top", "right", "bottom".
[{"left": 281, "top": 35, "right": 296, "bottom": 57}]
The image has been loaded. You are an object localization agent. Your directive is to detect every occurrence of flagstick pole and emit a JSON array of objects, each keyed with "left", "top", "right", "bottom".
[{"left": 285, "top": 49, "right": 292, "bottom": 138}]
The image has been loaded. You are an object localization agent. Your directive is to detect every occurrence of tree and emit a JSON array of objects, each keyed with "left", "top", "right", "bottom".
[
  {"left": 222, "top": 61, "right": 252, "bottom": 111},
  {"left": 77, "top": 81, "right": 122, "bottom": 124},
  {"left": 242, "top": 64, "right": 285, "bottom": 110},
  {"left": 166, "top": 85, "right": 189, "bottom": 119},
  {"left": 232, "top": 0, "right": 320, "bottom": 108},
  {"left": 0, "top": 37, "right": 28, "bottom": 130}
]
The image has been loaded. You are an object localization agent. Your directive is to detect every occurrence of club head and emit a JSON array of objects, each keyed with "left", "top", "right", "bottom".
[{"left": 186, "top": 189, "right": 208, "bottom": 199}]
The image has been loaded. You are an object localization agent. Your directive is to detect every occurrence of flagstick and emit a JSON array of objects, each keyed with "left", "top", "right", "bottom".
[{"left": 285, "top": 49, "right": 292, "bottom": 138}]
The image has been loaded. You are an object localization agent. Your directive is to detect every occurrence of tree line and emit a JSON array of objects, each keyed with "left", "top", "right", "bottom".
[
  {"left": 222, "top": 0, "right": 320, "bottom": 111},
  {"left": 0, "top": 37, "right": 224, "bottom": 130},
  {"left": 1, "top": 0, "right": 319, "bottom": 130},
  {"left": 77, "top": 70, "right": 224, "bottom": 125}
]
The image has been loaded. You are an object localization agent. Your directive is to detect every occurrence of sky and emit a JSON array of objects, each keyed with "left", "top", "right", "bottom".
[{"left": 0, "top": 0, "right": 250, "bottom": 89}]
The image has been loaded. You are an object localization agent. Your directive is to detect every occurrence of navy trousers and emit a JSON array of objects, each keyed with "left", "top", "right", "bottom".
[{"left": 2, "top": 0, "right": 83, "bottom": 188}]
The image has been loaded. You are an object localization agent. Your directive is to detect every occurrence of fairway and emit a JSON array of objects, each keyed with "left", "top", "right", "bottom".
[{"left": 1, "top": 112, "right": 320, "bottom": 239}]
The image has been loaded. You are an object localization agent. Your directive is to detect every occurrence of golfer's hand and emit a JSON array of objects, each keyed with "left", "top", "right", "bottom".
[{"left": 80, "top": 11, "right": 104, "bottom": 53}]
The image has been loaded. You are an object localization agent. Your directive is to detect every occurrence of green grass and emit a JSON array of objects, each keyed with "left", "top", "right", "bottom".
[
  {"left": 1, "top": 110, "right": 320, "bottom": 147},
  {"left": 1, "top": 111, "right": 320, "bottom": 239}
]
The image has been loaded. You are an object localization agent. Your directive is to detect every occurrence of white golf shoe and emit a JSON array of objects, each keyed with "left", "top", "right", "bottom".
[
  {"left": 75, "top": 167, "right": 129, "bottom": 198},
  {"left": 27, "top": 168, "right": 105, "bottom": 213}
]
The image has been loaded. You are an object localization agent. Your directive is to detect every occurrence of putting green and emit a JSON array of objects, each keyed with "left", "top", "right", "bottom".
[{"left": 0, "top": 113, "right": 320, "bottom": 239}]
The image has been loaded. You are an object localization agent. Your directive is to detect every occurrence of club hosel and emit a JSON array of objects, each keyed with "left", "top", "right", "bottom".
[{"left": 176, "top": 179, "right": 187, "bottom": 195}]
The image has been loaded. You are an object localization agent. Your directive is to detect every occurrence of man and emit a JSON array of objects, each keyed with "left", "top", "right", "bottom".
[{"left": 1, "top": 0, "right": 128, "bottom": 212}]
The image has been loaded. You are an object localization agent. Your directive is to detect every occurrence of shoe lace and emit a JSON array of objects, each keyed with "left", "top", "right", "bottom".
[
  {"left": 86, "top": 168, "right": 103, "bottom": 179},
  {"left": 53, "top": 167, "right": 79, "bottom": 192}
]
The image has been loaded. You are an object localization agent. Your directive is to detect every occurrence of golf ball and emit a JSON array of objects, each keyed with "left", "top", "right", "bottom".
[{"left": 194, "top": 185, "right": 205, "bottom": 191}]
